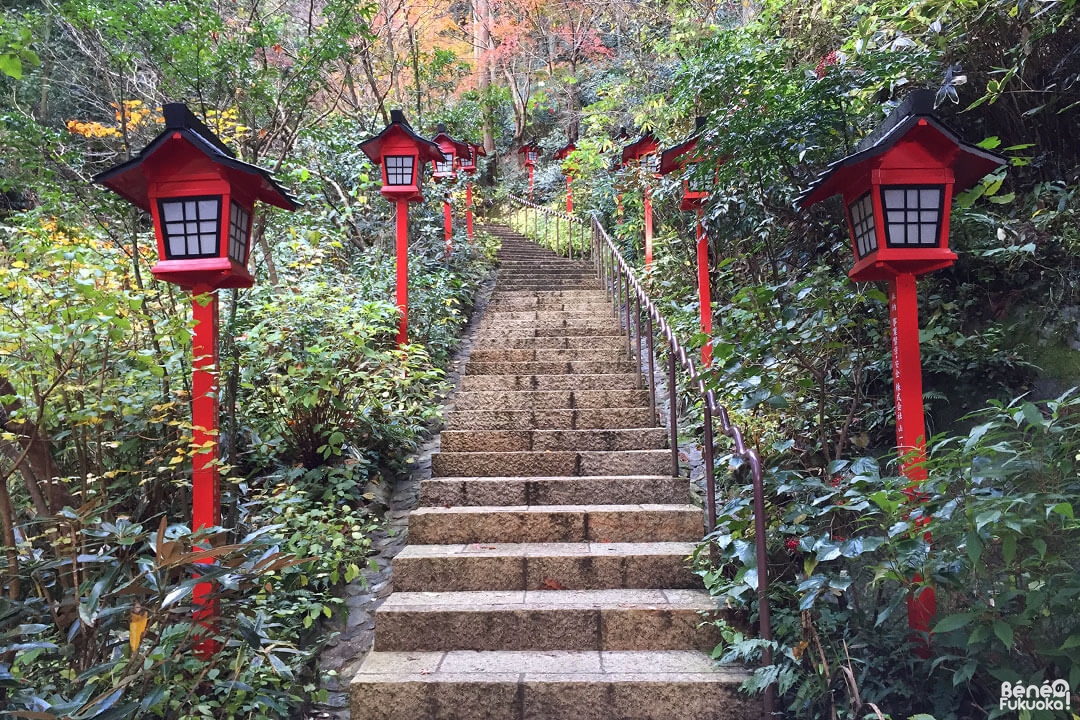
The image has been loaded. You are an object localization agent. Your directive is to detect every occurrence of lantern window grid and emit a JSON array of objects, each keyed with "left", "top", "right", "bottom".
[
  {"left": 881, "top": 185, "right": 944, "bottom": 248},
  {"left": 848, "top": 191, "right": 877, "bottom": 259},
  {"left": 435, "top": 155, "right": 455, "bottom": 175},
  {"left": 645, "top": 154, "right": 660, "bottom": 175},
  {"left": 228, "top": 202, "right": 251, "bottom": 265},
  {"left": 385, "top": 155, "right": 415, "bottom": 185},
  {"left": 526, "top": 151, "right": 538, "bottom": 163},
  {"left": 159, "top": 196, "right": 222, "bottom": 259}
]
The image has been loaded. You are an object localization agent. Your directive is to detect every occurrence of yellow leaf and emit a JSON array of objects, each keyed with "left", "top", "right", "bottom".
[{"left": 129, "top": 604, "right": 148, "bottom": 652}]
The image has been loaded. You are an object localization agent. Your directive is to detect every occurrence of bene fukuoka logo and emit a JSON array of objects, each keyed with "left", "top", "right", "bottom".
[{"left": 999, "top": 680, "right": 1071, "bottom": 712}]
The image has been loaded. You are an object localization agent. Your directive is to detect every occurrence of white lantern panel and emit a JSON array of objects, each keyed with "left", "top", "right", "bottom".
[
  {"left": 848, "top": 192, "right": 877, "bottom": 259},
  {"left": 386, "top": 155, "right": 415, "bottom": 186},
  {"left": 881, "top": 185, "right": 943, "bottom": 248},
  {"left": 228, "top": 202, "right": 252, "bottom": 264},
  {"left": 435, "top": 153, "right": 455, "bottom": 175},
  {"left": 158, "top": 196, "right": 222, "bottom": 259},
  {"left": 685, "top": 163, "right": 710, "bottom": 193}
]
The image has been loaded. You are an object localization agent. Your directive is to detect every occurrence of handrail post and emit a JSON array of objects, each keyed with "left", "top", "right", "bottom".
[
  {"left": 703, "top": 399, "right": 716, "bottom": 531},
  {"left": 667, "top": 349, "right": 679, "bottom": 478},
  {"left": 623, "top": 274, "right": 632, "bottom": 357},
  {"left": 646, "top": 312, "right": 657, "bottom": 424},
  {"left": 634, "top": 293, "right": 643, "bottom": 389}
]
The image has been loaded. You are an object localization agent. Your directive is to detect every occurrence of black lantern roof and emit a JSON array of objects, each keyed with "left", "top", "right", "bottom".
[
  {"left": 797, "top": 90, "right": 1005, "bottom": 207},
  {"left": 94, "top": 103, "right": 299, "bottom": 212},
  {"left": 658, "top": 116, "right": 707, "bottom": 176}
]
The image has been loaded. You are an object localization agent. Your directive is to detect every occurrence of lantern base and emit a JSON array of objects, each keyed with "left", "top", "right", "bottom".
[
  {"left": 150, "top": 258, "right": 254, "bottom": 289},
  {"left": 848, "top": 253, "right": 957, "bottom": 283},
  {"left": 381, "top": 189, "right": 423, "bottom": 203}
]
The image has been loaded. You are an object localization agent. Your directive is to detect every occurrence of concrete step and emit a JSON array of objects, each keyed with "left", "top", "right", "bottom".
[
  {"left": 407, "top": 504, "right": 702, "bottom": 544},
  {"left": 464, "top": 361, "right": 637, "bottom": 376},
  {"left": 393, "top": 542, "right": 699, "bottom": 591},
  {"left": 374, "top": 589, "right": 721, "bottom": 652},
  {"left": 485, "top": 300, "right": 614, "bottom": 313},
  {"left": 475, "top": 325, "right": 624, "bottom": 338},
  {"left": 445, "top": 408, "right": 655, "bottom": 431},
  {"left": 431, "top": 449, "right": 670, "bottom": 477},
  {"left": 451, "top": 389, "right": 650, "bottom": 411},
  {"left": 419, "top": 475, "right": 688, "bottom": 507},
  {"left": 439, "top": 428, "right": 668, "bottom": 453},
  {"left": 351, "top": 650, "right": 756, "bottom": 720}
]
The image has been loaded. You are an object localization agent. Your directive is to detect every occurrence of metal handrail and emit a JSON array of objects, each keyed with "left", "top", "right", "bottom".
[{"left": 504, "top": 195, "right": 776, "bottom": 717}]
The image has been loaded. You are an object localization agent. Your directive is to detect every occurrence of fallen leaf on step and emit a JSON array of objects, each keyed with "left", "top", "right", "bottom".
[{"left": 539, "top": 578, "right": 566, "bottom": 590}]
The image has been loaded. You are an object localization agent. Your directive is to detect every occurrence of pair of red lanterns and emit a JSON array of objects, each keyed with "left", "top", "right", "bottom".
[
  {"left": 356, "top": 110, "right": 484, "bottom": 346},
  {"left": 94, "top": 105, "right": 483, "bottom": 637}
]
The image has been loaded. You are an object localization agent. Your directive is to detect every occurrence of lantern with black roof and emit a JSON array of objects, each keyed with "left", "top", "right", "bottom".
[
  {"left": 621, "top": 131, "right": 661, "bottom": 267},
  {"left": 360, "top": 110, "right": 444, "bottom": 347},
  {"left": 553, "top": 141, "right": 576, "bottom": 213},
  {"left": 799, "top": 89, "right": 1003, "bottom": 283},
  {"left": 798, "top": 89, "right": 1005, "bottom": 653},
  {"left": 361, "top": 109, "right": 444, "bottom": 203},
  {"left": 430, "top": 124, "right": 471, "bottom": 257},
  {"left": 460, "top": 142, "right": 486, "bottom": 241},
  {"left": 94, "top": 103, "right": 298, "bottom": 290},
  {"left": 94, "top": 103, "right": 298, "bottom": 642}
]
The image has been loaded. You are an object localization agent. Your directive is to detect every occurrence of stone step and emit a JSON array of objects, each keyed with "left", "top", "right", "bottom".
[
  {"left": 475, "top": 325, "right": 624, "bottom": 338},
  {"left": 446, "top": 408, "right": 654, "bottom": 431},
  {"left": 465, "top": 360, "right": 637, "bottom": 376},
  {"left": 408, "top": 504, "right": 702, "bottom": 544},
  {"left": 491, "top": 289, "right": 608, "bottom": 299},
  {"left": 485, "top": 301, "right": 614, "bottom": 313},
  {"left": 439, "top": 428, "right": 667, "bottom": 453},
  {"left": 459, "top": 374, "right": 642, "bottom": 392},
  {"left": 452, "top": 389, "right": 650, "bottom": 411},
  {"left": 374, "top": 589, "right": 720, "bottom": 652},
  {"left": 431, "top": 449, "right": 670, "bottom": 477},
  {"left": 393, "top": 542, "right": 699, "bottom": 591},
  {"left": 466, "top": 349, "right": 629, "bottom": 364},
  {"left": 466, "top": 335, "right": 625, "bottom": 350},
  {"left": 419, "top": 475, "right": 687, "bottom": 507},
  {"left": 351, "top": 650, "right": 755, "bottom": 720},
  {"left": 482, "top": 310, "right": 617, "bottom": 323}
]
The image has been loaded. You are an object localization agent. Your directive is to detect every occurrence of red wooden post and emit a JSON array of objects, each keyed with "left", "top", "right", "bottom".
[
  {"left": 644, "top": 184, "right": 654, "bottom": 268},
  {"left": 443, "top": 192, "right": 453, "bottom": 259},
  {"left": 466, "top": 181, "right": 474, "bottom": 242},
  {"left": 191, "top": 286, "right": 220, "bottom": 650},
  {"left": 566, "top": 174, "right": 573, "bottom": 214},
  {"left": 528, "top": 164, "right": 534, "bottom": 201},
  {"left": 696, "top": 211, "right": 712, "bottom": 367},
  {"left": 798, "top": 90, "right": 1006, "bottom": 657},
  {"left": 395, "top": 198, "right": 409, "bottom": 346}
]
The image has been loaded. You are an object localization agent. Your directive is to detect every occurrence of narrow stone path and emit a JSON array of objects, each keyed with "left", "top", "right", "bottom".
[{"left": 347, "top": 226, "right": 756, "bottom": 719}]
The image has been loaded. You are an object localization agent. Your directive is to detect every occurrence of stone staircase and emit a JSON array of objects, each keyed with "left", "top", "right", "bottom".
[{"left": 349, "top": 225, "right": 756, "bottom": 719}]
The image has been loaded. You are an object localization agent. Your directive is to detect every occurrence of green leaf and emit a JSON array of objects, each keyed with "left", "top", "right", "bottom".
[
  {"left": 1048, "top": 502, "right": 1074, "bottom": 520},
  {"left": 993, "top": 620, "right": 1013, "bottom": 649},
  {"left": 0, "top": 54, "right": 22, "bottom": 80},
  {"left": 976, "top": 136, "right": 1002, "bottom": 150},
  {"left": 933, "top": 612, "right": 977, "bottom": 633}
]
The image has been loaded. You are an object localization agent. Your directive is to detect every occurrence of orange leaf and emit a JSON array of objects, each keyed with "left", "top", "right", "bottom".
[{"left": 129, "top": 603, "right": 148, "bottom": 652}]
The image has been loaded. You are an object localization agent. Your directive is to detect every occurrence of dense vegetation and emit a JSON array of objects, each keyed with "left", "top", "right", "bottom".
[{"left": 1, "top": 0, "right": 1078, "bottom": 718}]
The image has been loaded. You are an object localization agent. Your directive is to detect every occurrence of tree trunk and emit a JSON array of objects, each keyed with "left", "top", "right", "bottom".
[{"left": 0, "top": 377, "right": 73, "bottom": 514}]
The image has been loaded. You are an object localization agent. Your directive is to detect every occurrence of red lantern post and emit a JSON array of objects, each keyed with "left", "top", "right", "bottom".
[
  {"left": 431, "top": 124, "right": 471, "bottom": 259},
  {"left": 518, "top": 142, "right": 540, "bottom": 200},
  {"left": 94, "top": 103, "right": 298, "bottom": 639},
  {"left": 459, "top": 142, "right": 486, "bottom": 242},
  {"left": 799, "top": 89, "right": 1005, "bottom": 651},
  {"left": 621, "top": 132, "right": 661, "bottom": 268},
  {"left": 554, "top": 142, "right": 576, "bottom": 214},
  {"left": 360, "top": 110, "right": 445, "bottom": 347},
  {"left": 659, "top": 117, "right": 716, "bottom": 366}
]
